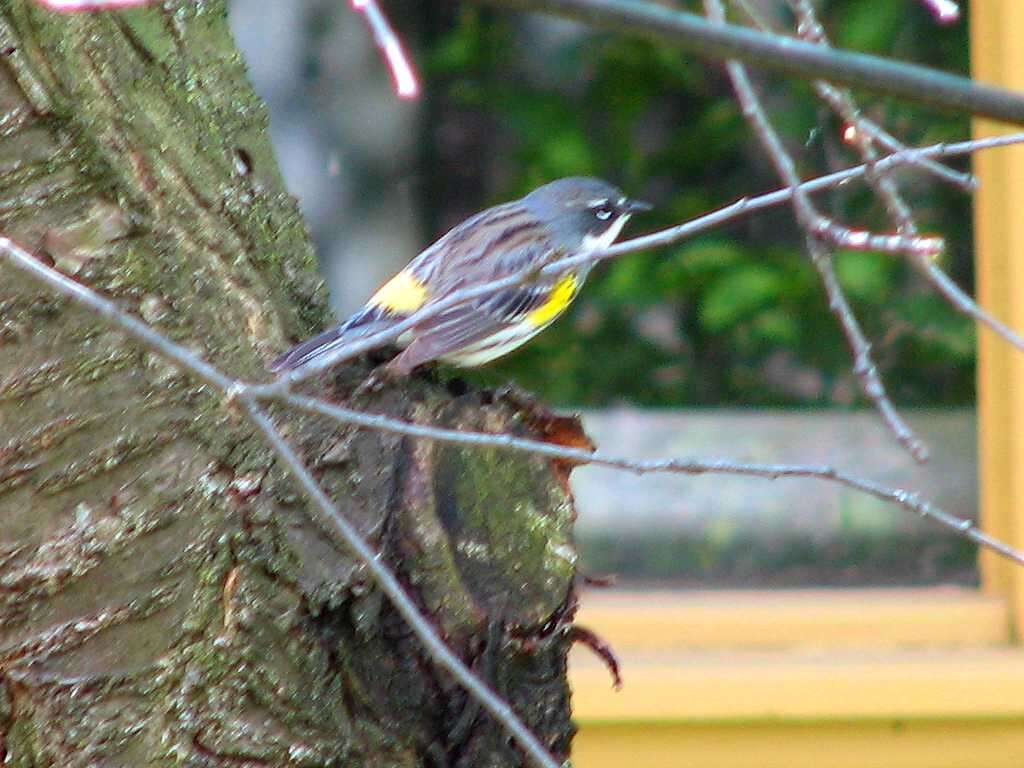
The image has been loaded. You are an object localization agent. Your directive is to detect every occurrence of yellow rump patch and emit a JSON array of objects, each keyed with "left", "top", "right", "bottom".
[
  {"left": 369, "top": 270, "right": 428, "bottom": 313},
  {"left": 527, "top": 274, "right": 579, "bottom": 326}
]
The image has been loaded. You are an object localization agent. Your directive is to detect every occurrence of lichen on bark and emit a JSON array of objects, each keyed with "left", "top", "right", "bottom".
[{"left": 0, "top": 2, "right": 581, "bottom": 766}]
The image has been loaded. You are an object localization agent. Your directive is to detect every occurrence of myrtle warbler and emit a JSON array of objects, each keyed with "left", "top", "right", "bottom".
[{"left": 270, "top": 177, "right": 650, "bottom": 375}]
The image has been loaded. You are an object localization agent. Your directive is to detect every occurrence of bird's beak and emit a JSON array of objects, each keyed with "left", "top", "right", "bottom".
[{"left": 624, "top": 199, "right": 653, "bottom": 214}]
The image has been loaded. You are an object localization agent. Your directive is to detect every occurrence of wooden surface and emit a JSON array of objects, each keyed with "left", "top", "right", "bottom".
[
  {"left": 572, "top": 646, "right": 1024, "bottom": 721},
  {"left": 570, "top": 589, "right": 1022, "bottom": 766},
  {"left": 972, "top": 0, "right": 1024, "bottom": 635},
  {"left": 574, "top": 588, "right": 1007, "bottom": 650},
  {"left": 573, "top": 720, "right": 1024, "bottom": 768}
]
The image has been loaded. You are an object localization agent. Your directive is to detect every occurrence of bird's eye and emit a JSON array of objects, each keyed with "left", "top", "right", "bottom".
[{"left": 594, "top": 205, "right": 614, "bottom": 221}]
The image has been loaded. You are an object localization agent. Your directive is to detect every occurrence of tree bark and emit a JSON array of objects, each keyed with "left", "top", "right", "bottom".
[{"left": 0, "top": 2, "right": 579, "bottom": 765}]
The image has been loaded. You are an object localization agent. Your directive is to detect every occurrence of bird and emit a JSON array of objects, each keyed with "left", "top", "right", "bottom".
[{"left": 269, "top": 176, "right": 651, "bottom": 376}]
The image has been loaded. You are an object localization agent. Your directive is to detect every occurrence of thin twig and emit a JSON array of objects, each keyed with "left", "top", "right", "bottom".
[
  {"left": 263, "top": 133, "right": 1024, "bottom": 393},
  {"left": 732, "top": 0, "right": 970, "bottom": 189},
  {"left": 242, "top": 402, "right": 558, "bottom": 768},
  {"left": 809, "top": 236, "right": 928, "bottom": 459},
  {"left": 779, "top": 0, "right": 963, "bottom": 220},
  {"left": 5, "top": 235, "right": 1024, "bottom": 571},
  {"left": 781, "top": 1, "right": 1024, "bottom": 368},
  {"left": 743, "top": 0, "right": 1017, "bottom": 368},
  {"left": 350, "top": 0, "right": 420, "bottom": 99},
  {"left": 812, "top": 79, "right": 974, "bottom": 191},
  {"left": 271, "top": 392, "right": 1024, "bottom": 568},
  {"left": 593, "top": 133, "right": 1021, "bottom": 261},
  {"left": 920, "top": 0, "right": 960, "bottom": 25},
  {"left": 912, "top": 259, "right": 1024, "bottom": 350},
  {"left": 0, "top": 237, "right": 237, "bottom": 394},
  {"left": 717, "top": 0, "right": 1017, "bottom": 458},
  {"left": 808, "top": 218, "right": 943, "bottom": 257},
  {"left": 708, "top": 0, "right": 927, "bottom": 460},
  {"left": 478, "top": 0, "right": 1024, "bottom": 125},
  {"left": 726, "top": 1, "right": 941, "bottom": 257}
]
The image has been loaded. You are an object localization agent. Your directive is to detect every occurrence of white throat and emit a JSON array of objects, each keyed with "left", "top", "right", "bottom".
[{"left": 580, "top": 213, "right": 631, "bottom": 253}]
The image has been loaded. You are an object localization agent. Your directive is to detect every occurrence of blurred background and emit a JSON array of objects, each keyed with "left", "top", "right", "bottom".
[{"left": 228, "top": 0, "right": 977, "bottom": 588}]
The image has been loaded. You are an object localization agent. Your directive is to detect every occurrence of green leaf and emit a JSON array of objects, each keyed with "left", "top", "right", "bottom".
[
  {"left": 834, "top": 250, "right": 894, "bottom": 302},
  {"left": 752, "top": 308, "right": 800, "bottom": 346},
  {"left": 836, "top": 1, "right": 906, "bottom": 54},
  {"left": 674, "top": 240, "right": 745, "bottom": 274},
  {"left": 700, "top": 265, "right": 785, "bottom": 332}
]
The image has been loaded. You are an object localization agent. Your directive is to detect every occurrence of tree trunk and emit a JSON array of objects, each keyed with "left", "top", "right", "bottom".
[{"left": 0, "top": 2, "right": 579, "bottom": 765}]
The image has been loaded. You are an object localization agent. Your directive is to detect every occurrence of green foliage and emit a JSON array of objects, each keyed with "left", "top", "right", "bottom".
[
  {"left": 701, "top": 263, "right": 788, "bottom": 332},
  {"left": 422, "top": 2, "right": 974, "bottom": 407}
]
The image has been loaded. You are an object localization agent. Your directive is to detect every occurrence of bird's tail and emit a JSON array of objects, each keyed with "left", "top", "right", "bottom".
[{"left": 268, "top": 306, "right": 403, "bottom": 372}]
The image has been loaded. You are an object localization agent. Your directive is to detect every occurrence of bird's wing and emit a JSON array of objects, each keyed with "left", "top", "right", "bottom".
[
  {"left": 387, "top": 273, "right": 579, "bottom": 374},
  {"left": 267, "top": 305, "right": 400, "bottom": 372}
]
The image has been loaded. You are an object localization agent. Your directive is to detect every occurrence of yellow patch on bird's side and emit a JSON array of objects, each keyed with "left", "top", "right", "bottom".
[
  {"left": 527, "top": 274, "right": 579, "bottom": 326},
  {"left": 369, "top": 270, "right": 428, "bottom": 313}
]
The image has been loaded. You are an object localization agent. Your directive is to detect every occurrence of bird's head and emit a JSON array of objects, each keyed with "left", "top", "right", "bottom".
[{"left": 523, "top": 176, "right": 652, "bottom": 253}]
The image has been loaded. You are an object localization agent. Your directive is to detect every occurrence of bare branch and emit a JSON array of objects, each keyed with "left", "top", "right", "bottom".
[
  {"left": 779, "top": 2, "right": 1024, "bottom": 367},
  {"left": 477, "top": 0, "right": 1024, "bottom": 125},
  {"left": 5, "top": 231, "right": 1024, "bottom": 579},
  {"left": 727, "top": 0, "right": 973, "bottom": 191},
  {"left": 911, "top": 258, "right": 1024, "bottom": 351},
  {"left": 350, "top": 0, "right": 420, "bottom": 99},
  {"left": 731, "top": 0, "right": 972, "bottom": 191},
  {"left": 703, "top": 0, "right": 928, "bottom": 457},
  {"left": 808, "top": 237, "right": 928, "bottom": 460},
  {"left": 266, "top": 133, "right": 1024, "bottom": 393},
  {"left": 920, "top": 0, "right": 960, "bottom": 25},
  {"left": 241, "top": 402, "right": 559, "bottom": 768},
  {"left": 775, "top": 0, "right": 954, "bottom": 226},
  {"left": 832, "top": 100, "right": 975, "bottom": 191},
  {"left": 0, "top": 237, "right": 237, "bottom": 394},
  {"left": 808, "top": 218, "right": 943, "bottom": 257},
  {"left": 268, "top": 392, "right": 1024, "bottom": 569},
  {"left": 595, "top": 134, "right": 1021, "bottom": 260}
]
